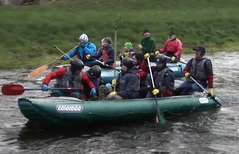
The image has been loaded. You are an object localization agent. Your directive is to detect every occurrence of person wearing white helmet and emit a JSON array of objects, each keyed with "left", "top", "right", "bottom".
[{"left": 61, "top": 34, "right": 96, "bottom": 65}]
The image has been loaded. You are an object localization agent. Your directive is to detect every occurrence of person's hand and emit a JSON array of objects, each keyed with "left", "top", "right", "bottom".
[
  {"left": 185, "top": 72, "right": 190, "bottom": 78},
  {"left": 42, "top": 84, "right": 48, "bottom": 91},
  {"left": 60, "top": 56, "right": 65, "bottom": 60},
  {"left": 112, "top": 79, "right": 117, "bottom": 87},
  {"left": 171, "top": 56, "right": 176, "bottom": 62},
  {"left": 144, "top": 53, "right": 150, "bottom": 59},
  {"left": 152, "top": 89, "right": 160, "bottom": 95},
  {"left": 86, "top": 54, "right": 91, "bottom": 59},
  {"left": 208, "top": 88, "right": 214, "bottom": 96},
  {"left": 101, "top": 62, "right": 105, "bottom": 65},
  {"left": 155, "top": 51, "right": 160, "bottom": 56},
  {"left": 109, "top": 91, "right": 117, "bottom": 96},
  {"left": 90, "top": 88, "right": 96, "bottom": 97},
  {"left": 138, "top": 44, "right": 142, "bottom": 49},
  {"left": 105, "top": 83, "right": 112, "bottom": 89}
]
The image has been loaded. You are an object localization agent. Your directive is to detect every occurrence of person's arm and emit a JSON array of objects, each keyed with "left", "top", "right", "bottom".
[
  {"left": 62, "top": 48, "right": 77, "bottom": 60},
  {"left": 205, "top": 59, "right": 214, "bottom": 88},
  {"left": 91, "top": 48, "right": 103, "bottom": 59},
  {"left": 81, "top": 72, "right": 95, "bottom": 88},
  {"left": 84, "top": 43, "right": 96, "bottom": 55},
  {"left": 174, "top": 39, "right": 183, "bottom": 58},
  {"left": 43, "top": 67, "right": 66, "bottom": 85},
  {"left": 138, "top": 59, "right": 148, "bottom": 78},
  {"left": 160, "top": 40, "right": 168, "bottom": 53}
]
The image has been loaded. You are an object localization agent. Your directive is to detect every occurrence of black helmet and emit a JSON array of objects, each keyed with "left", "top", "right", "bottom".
[
  {"left": 90, "top": 65, "right": 101, "bottom": 78},
  {"left": 155, "top": 55, "right": 167, "bottom": 64},
  {"left": 103, "top": 37, "right": 112, "bottom": 45},
  {"left": 122, "top": 58, "right": 134, "bottom": 70},
  {"left": 70, "top": 59, "right": 84, "bottom": 73}
]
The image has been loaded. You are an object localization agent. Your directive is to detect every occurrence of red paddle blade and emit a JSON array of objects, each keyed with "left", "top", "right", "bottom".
[{"left": 1, "top": 84, "right": 25, "bottom": 95}]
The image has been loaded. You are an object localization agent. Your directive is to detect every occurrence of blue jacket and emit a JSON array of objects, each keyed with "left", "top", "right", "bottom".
[{"left": 62, "top": 42, "right": 96, "bottom": 62}]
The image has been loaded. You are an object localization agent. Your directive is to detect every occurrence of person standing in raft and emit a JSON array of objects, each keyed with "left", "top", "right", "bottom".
[
  {"left": 86, "top": 37, "right": 115, "bottom": 67},
  {"left": 174, "top": 46, "right": 214, "bottom": 96},
  {"left": 158, "top": 31, "right": 183, "bottom": 63},
  {"left": 41, "top": 59, "right": 96, "bottom": 99},
  {"left": 145, "top": 54, "right": 175, "bottom": 98},
  {"left": 98, "top": 58, "right": 140, "bottom": 100},
  {"left": 138, "top": 29, "right": 156, "bottom": 62},
  {"left": 60, "top": 34, "right": 96, "bottom": 65}
]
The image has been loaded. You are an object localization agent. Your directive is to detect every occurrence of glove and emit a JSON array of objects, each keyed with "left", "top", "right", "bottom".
[
  {"left": 171, "top": 56, "right": 176, "bottom": 62},
  {"left": 185, "top": 72, "right": 190, "bottom": 78},
  {"left": 60, "top": 56, "right": 65, "bottom": 60},
  {"left": 155, "top": 51, "right": 160, "bottom": 55},
  {"left": 105, "top": 83, "right": 112, "bottom": 89},
  {"left": 109, "top": 91, "right": 117, "bottom": 96},
  {"left": 112, "top": 79, "right": 117, "bottom": 87},
  {"left": 90, "top": 88, "right": 96, "bottom": 97},
  {"left": 152, "top": 89, "right": 160, "bottom": 95},
  {"left": 144, "top": 53, "right": 150, "bottom": 59},
  {"left": 42, "top": 84, "right": 48, "bottom": 91},
  {"left": 208, "top": 88, "right": 214, "bottom": 96},
  {"left": 86, "top": 54, "right": 91, "bottom": 59}
]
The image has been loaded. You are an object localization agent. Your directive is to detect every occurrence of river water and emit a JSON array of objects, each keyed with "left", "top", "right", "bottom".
[{"left": 0, "top": 51, "right": 239, "bottom": 154}]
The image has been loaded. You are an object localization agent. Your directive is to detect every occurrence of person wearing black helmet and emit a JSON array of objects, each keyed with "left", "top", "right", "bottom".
[
  {"left": 174, "top": 46, "right": 214, "bottom": 96},
  {"left": 86, "top": 37, "right": 115, "bottom": 67},
  {"left": 146, "top": 55, "right": 175, "bottom": 97},
  {"left": 42, "top": 59, "right": 96, "bottom": 99},
  {"left": 85, "top": 65, "right": 104, "bottom": 99},
  {"left": 105, "top": 58, "right": 140, "bottom": 100}
]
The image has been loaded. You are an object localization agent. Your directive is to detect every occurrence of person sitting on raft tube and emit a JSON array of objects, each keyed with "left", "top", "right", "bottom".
[
  {"left": 60, "top": 34, "right": 97, "bottom": 65},
  {"left": 119, "top": 42, "right": 135, "bottom": 60},
  {"left": 145, "top": 54, "right": 175, "bottom": 97},
  {"left": 174, "top": 46, "right": 214, "bottom": 96},
  {"left": 41, "top": 59, "right": 96, "bottom": 99},
  {"left": 99, "top": 58, "right": 140, "bottom": 100},
  {"left": 85, "top": 65, "right": 104, "bottom": 99},
  {"left": 86, "top": 37, "right": 115, "bottom": 67},
  {"left": 158, "top": 31, "right": 183, "bottom": 63}
]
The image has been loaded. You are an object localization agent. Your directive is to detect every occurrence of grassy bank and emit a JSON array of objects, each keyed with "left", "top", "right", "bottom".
[{"left": 1, "top": 0, "right": 239, "bottom": 69}]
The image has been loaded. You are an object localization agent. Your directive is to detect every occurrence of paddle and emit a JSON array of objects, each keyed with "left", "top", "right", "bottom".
[
  {"left": 2, "top": 84, "right": 80, "bottom": 96},
  {"left": 190, "top": 76, "right": 222, "bottom": 106},
  {"left": 28, "top": 45, "right": 78, "bottom": 79},
  {"left": 53, "top": 45, "right": 74, "bottom": 61},
  {"left": 113, "top": 16, "right": 121, "bottom": 92},
  {"left": 147, "top": 57, "right": 166, "bottom": 124}
]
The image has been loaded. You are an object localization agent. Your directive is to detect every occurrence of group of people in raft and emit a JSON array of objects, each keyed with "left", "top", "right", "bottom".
[{"left": 41, "top": 29, "right": 214, "bottom": 100}]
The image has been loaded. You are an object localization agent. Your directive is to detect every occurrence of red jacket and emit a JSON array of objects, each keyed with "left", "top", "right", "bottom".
[
  {"left": 137, "top": 59, "right": 148, "bottom": 79},
  {"left": 43, "top": 67, "right": 95, "bottom": 93},
  {"left": 160, "top": 38, "right": 183, "bottom": 58}
]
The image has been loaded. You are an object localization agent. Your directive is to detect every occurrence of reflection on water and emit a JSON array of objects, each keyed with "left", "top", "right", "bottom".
[{"left": 0, "top": 51, "right": 239, "bottom": 153}]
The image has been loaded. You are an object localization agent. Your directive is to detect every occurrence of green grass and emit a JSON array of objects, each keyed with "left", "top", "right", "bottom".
[{"left": 1, "top": 0, "right": 239, "bottom": 69}]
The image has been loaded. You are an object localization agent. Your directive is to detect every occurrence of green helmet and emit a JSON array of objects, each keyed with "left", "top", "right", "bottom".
[{"left": 124, "top": 42, "right": 132, "bottom": 49}]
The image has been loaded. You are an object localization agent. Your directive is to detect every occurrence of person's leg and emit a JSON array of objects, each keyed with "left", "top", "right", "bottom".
[{"left": 174, "top": 81, "right": 192, "bottom": 95}]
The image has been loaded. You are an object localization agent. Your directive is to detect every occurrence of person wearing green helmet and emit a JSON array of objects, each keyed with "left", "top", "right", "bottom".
[{"left": 119, "top": 42, "right": 135, "bottom": 61}]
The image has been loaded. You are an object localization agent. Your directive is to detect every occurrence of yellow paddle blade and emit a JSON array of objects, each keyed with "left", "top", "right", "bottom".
[{"left": 28, "top": 65, "right": 48, "bottom": 79}]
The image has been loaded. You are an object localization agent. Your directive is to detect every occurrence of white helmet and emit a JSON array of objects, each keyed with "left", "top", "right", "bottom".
[{"left": 79, "top": 34, "right": 88, "bottom": 42}]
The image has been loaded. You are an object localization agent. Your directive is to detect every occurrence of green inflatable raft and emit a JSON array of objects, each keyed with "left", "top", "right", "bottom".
[{"left": 18, "top": 95, "right": 221, "bottom": 127}]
